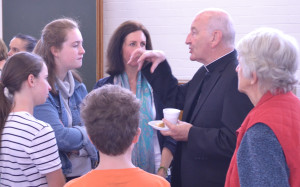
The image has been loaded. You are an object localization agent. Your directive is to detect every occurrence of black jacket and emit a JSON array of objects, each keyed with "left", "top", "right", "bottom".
[{"left": 142, "top": 50, "right": 253, "bottom": 187}]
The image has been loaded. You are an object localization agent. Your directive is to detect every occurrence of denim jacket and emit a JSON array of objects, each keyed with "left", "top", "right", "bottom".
[{"left": 34, "top": 80, "right": 98, "bottom": 174}]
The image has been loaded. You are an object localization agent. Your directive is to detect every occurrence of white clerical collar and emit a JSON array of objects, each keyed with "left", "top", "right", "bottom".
[{"left": 204, "top": 50, "right": 234, "bottom": 72}]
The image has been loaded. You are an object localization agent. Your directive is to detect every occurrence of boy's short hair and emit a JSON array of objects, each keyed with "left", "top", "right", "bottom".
[{"left": 80, "top": 84, "right": 141, "bottom": 156}]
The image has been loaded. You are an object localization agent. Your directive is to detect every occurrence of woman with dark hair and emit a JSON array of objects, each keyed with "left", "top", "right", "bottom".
[
  {"left": 94, "top": 20, "right": 176, "bottom": 178},
  {"left": 0, "top": 52, "right": 65, "bottom": 186},
  {"left": 33, "top": 18, "right": 98, "bottom": 180},
  {"left": 7, "top": 33, "right": 37, "bottom": 56}
]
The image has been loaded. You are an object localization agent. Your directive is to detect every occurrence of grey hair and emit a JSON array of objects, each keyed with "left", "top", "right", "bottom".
[
  {"left": 201, "top": 8, "right": 236, "bottom": 47},
  {"left": 237, "top": 27, "right": 299, "bottom": 94}
]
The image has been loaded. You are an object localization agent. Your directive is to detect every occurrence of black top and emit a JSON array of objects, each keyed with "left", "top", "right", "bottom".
[{"left": 142, "top": 50, "right": 253, "bottom": 187}]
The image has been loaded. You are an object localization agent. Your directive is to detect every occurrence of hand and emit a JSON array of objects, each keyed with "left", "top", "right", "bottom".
[
  {"left": 128, "top": 48, "right": 166, "bottom": 73},
  {"left": 160, "top": 119, "right": 192, "bottom": 141},
  {"left": 127, "top": 48, "right": 145, "bottom": 67}
]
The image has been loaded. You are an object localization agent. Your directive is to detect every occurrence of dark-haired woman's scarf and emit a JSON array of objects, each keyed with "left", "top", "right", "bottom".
[{"left": 115, "top": 71, "right": 155, "bottom": 173}]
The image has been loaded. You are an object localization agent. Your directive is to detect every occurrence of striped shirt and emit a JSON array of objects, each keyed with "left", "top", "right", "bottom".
[{"left": 0, "top": 112, "right": 62, "bottom": 187}]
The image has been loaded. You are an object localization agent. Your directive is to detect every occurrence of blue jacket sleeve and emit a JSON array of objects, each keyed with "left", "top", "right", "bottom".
[{"left": 34, "top": 96, "right": 85, "bottom": 152}]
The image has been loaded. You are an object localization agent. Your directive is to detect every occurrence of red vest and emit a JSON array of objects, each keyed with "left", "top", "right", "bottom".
[{"left": 225, "top": 92, "right": 300, "bottom": 187}]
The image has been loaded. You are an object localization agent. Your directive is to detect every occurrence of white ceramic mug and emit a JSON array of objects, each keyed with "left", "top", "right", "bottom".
[{"left": 163, "top": 108, "right": 181, "bottom": 125}]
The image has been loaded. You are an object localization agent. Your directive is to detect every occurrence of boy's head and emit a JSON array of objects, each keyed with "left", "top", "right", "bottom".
[{"left": 80, "top": 84, "right": 141, "bottom": 156}]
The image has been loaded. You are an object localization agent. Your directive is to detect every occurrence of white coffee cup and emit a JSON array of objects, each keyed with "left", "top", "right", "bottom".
[{"left": 163, "top": 108, "right": 181, "bottom": 125}]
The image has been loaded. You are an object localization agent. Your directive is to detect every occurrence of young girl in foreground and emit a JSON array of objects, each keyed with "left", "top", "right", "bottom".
[{"left": 0, "top": 52, "right": 65, "bottom": 186}]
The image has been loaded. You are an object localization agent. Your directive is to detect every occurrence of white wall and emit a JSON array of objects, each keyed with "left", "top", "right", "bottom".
[
  {"left": 1, "top": 1, "right": 300, "bottom": 94},
  {"left": 103, "top": 0, "right": 300, "bottom": 84}
]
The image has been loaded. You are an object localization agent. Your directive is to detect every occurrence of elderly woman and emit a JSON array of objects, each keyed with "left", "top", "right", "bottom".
[
  {"left": 94, "top": 20, "right": 176, "bottom": 178},
  {"left": 225, "top": 28, "right": 300, "bottom": 187}
]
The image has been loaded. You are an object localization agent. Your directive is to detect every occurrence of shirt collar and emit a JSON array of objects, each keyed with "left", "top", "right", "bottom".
[{"left": 204, "top": 50, "right": 234, "bottom": 72}]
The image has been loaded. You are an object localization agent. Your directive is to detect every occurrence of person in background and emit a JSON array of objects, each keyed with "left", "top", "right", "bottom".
[
  {"left": 32, "top": 39, "right": 42, "bottom": 55},
  {"left": 33, "top": 18, "right": 98, "bottom": 181},
  {"left": 0, "top": 38, "right": 8, "bottom": 77},
  {"left": 94, "top": 20, "right": 176, "bottom": 178},
  {"left": 225, "top": 28, "right": 300, "bottom": 187},
  {"left": 0, "top": 52, "right": 65, "bottom": 186},
  {"left": 8, "top": 33, "right": 37, "bottom": 56},
  {"left": 129, "top": 8, "right": 253, "bottom": 187},
  {"left": 65, "top": 84, "right": 170, "bottom": 187}
]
